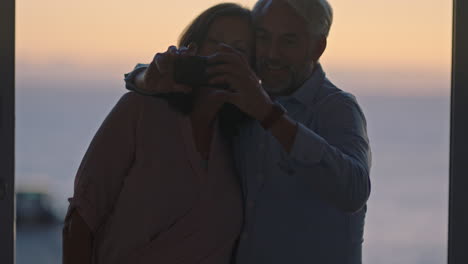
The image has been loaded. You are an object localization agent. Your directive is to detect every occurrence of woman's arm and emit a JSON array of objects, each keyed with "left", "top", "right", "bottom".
[
  {"left": 63, "top": 211, "right": 93, "bottom": 264},
  {"left": 63, "top": 92, "right": 145, "bottom": 261}
]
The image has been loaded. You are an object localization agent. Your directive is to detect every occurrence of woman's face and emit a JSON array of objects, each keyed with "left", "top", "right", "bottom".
[{"left": 197, "top": 15, "right": 254, "bottom": 60}]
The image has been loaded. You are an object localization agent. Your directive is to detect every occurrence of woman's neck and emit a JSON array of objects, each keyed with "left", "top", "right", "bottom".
[
  {"left": 189, "top": 90, "right": 225, "bottom": 159},
  {"left": 190, "top": 102, "right": 220, "bottom": 130},
  {"left": 190, "top": 113, "right": 215, "bottom": 160}
]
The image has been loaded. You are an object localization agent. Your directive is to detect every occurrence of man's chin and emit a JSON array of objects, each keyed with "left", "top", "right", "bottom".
[
  {"left": 260, "top": 73, "right": 293, "bottom": 93},
  {"left": 263, "top": 82, "right": 292, "bottom": 96}
]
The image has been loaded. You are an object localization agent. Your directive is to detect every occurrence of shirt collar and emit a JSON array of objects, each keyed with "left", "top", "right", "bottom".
[{"left": 275, "top": 63, "right": 326, "bottom": 108}]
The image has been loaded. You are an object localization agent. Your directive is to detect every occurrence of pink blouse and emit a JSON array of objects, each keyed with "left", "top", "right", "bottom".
[{"left": 65, "top": 92, "right": 243, "bottom": 264}]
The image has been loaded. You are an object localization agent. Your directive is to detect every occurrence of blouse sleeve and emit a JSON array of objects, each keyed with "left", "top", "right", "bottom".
[{"left": 64, "top": 92, "right": 144, "bottom": 234}]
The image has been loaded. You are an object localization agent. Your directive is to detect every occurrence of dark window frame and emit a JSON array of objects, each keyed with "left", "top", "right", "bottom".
[
  {"left": 448, "top": 0, "right": 468, "bottom": 263},
  {"left": 0, "top": 0, "right": 466, "bottom": 263},
  {"left": 0, "top": 0, "right": 15, "bottom": 263}
]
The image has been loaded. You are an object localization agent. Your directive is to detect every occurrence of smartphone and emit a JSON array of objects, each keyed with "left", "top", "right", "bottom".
[{"left": 173, "top": 56, "right": 229, "bottom": 90}]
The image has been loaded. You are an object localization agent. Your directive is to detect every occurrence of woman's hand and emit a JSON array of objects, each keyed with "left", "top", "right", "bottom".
[
  {"left": 206, "top": 44, "right": 274, "bottom": 121},
  {"left": 138, "top": 44, "right": 197, "bottom": 94}
]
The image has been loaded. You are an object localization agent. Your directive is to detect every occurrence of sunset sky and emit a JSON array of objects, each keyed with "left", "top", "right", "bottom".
[{"left": 16, "top": 0, "right": 452, "bottom": 96}]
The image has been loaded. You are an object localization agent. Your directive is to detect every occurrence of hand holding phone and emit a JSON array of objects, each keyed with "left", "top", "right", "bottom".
[{"left": 173, "top": 55, "right": 229, "bottom": 90}]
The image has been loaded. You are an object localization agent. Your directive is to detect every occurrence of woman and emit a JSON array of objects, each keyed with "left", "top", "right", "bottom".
[{"left": 62, "top": 3, "right": 254, "bottom": 264}]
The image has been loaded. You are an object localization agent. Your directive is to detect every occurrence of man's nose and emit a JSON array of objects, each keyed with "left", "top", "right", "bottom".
[{"left": 266, "top": 41, "right": 282, "bottom": 60}]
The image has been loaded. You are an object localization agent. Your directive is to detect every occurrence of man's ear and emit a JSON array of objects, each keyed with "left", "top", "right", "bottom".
[{"left": 312, "top": 37, "right": 327, "bottom": 62}]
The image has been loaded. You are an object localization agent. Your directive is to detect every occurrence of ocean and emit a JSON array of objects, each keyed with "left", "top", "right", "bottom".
[{"left": 15, "top": 86, "right": 450, "bottom": 264}]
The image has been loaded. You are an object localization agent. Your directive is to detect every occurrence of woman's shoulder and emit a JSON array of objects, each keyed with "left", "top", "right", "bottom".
[
  {"left": 118, "top": 92, "right": 182, "bottom": 127},
  {"left": 118, "top": 92, "right": 173, "bottom": 114},
  {"left": 119, "top": 91, "right": 167, "bottom": 106}
]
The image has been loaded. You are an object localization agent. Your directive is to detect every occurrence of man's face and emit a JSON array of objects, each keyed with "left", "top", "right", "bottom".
[{"left": 255, "top": 0, "right": 318, "bottom": 95}]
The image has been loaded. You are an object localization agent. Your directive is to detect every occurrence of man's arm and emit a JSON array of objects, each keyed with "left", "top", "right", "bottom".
[
  {"left": 124, "top": 46, "right": 195, "bottom": 95},
  {"left": 134, "top": 68, "right": 147, "bottom": 92},
  {"left": 124, "top": 64, "right": 149, "bottom": 93},
  {"left": 205, "top": 46, "right": 371, "bottom": 213},
  {"left": 266, "top": 109, "right": 298, "bottom": 153},
  {"left": 272, "top": 95, "right": 371, "bottom": 213}
]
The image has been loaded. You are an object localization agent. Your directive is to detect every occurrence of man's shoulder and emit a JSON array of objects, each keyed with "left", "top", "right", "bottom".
[{"left": 314, "top": 78, "right": 358, "bottom": 108}]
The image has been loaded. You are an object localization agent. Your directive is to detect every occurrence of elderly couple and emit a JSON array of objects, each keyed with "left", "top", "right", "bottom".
[{"left": 63, "top": 0, "right": 372, "bottom": 263}]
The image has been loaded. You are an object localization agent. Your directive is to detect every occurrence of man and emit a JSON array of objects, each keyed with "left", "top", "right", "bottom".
[{"left": 125, "top": 0, "right": 371, "bottom": 263}]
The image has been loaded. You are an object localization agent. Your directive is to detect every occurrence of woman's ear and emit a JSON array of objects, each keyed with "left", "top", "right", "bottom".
[{"left": 312, "top": 36, "right": 327, "bottom": 62}]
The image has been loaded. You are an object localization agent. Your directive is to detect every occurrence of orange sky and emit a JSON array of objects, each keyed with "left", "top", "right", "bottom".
[{"left": 16, "top": 0, "right": 452, "bottom": 96}]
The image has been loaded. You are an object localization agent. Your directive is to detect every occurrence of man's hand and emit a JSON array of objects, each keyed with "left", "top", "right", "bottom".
[
  {"left": 206, "top": 44, "right": 274, "bottom": 121},
  {"left": 137, "top": 44, "right": 197, "bottom": 95}
]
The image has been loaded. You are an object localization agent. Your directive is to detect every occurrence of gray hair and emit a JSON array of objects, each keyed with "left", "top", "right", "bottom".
[{"left": 252, "top": 0, "right": 333, "bottom": 38}]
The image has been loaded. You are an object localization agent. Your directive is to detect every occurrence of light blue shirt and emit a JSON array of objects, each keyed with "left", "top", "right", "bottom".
[{"left": 232, "top": 64, "right": 371, "bottom": 264}]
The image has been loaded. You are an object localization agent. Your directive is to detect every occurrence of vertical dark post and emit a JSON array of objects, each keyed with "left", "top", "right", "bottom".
[
  {"left": 0, "top": 0, "right": 15, "bottom": 263},
  {"left": 449, "top": 0, "right": 468, "bottom": 263}
]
